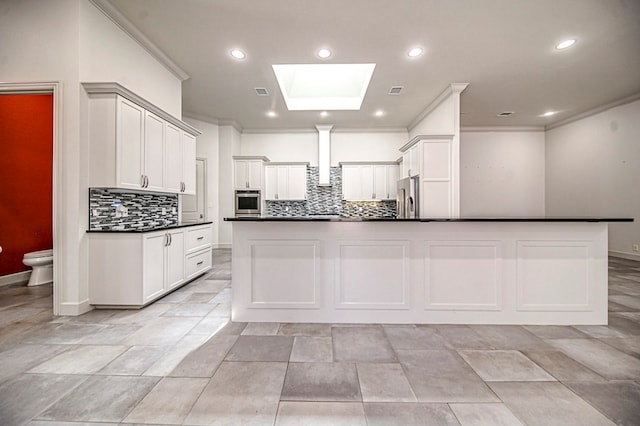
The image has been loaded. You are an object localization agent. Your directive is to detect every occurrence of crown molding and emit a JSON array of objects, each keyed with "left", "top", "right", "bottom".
[
  {"left": 407, "top": 82, "right": 469, "bottom": 132},
  {"left": 545, "top": 91, "right": 640, "bottom": 131},
  {"left": 83, "top": 82, "right": 201, "bottom": 135},
  {"left": 461, "top": 126, "right": 545, "bottom": 132},
  {"left": 89, "top": 0, "right": 189, "bottom": 81}
]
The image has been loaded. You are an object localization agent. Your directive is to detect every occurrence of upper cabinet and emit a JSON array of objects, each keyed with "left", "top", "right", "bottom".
[
  {"left": 233, "top": 157, "right": 269, "bottom": 190},
  {"left": 341, "top": 162, "right": 398, "bottom": 201},
  {"left": 265, "top": 163, "right": 308, "bottom": 201},
  {"left": 84, "top": 83, "right": 200, "bottom": 195}
]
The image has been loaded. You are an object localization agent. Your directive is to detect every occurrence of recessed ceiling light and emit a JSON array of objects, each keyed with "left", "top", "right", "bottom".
[
  {"left": 317, "top": 48, "right": 331, "bottom": 59},
  {"left": 320, "top": 111, "right": 328, "bottom": 117},
  {"left": 374, "top": 110, "right": 385, "bottom": 117},
  {"left": 266, "top": 111, "right": 277, "bottom": 118},
  {"left": 408, "top": 47, "right": 423, "bottom": 58},
  {"left": 230, "top": 49, "right": 246, "bottom": 60},
  {"left": 542, "top": 111, "right": 556, "bottom": 117},
  {"left": 556, "top": 39, "right": 576, "bottom": 50}
]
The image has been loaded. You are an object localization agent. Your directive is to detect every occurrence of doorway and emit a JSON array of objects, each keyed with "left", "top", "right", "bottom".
[
  {"left": 182, "top": 158, "right": 207, "bottom": 223},
  {"left": 0, "top": 82, "right": 61, "bottom": 314},
  {"left": 0, "top": 94, "right": 53, "bottom": 281}
]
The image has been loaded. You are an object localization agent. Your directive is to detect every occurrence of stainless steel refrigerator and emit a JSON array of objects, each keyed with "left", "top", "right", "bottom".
[{"left": 396, "top": 176, "right": 419, "bottom": 218}]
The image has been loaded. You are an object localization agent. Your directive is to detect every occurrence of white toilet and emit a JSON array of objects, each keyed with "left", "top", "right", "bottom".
[{"left": 22, "top": 249, "right": 54, "bottom": 286}]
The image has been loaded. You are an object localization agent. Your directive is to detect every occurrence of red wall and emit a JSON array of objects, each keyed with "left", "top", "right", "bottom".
[{"left": 0, "top": 94, "right": 53, "bottom": 276}]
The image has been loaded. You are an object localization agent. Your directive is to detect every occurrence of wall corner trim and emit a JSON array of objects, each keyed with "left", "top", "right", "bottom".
[
  {"left": 545, "top": 91, "right": 640, "bottom": 131},
  {"left": 89, "top": 0, "right": 190, "bottom": 81},
  {"left": 58, "top": 299, "right": 93, "bottom": 316},
  {"left": 407, "top": 83, "right": 469, "bottom": 132}
]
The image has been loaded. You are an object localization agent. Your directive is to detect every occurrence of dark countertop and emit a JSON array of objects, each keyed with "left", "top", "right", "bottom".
[
  {"left": 87, "top": 221, "right": 213, "bottom": 233},
  {"left": 225, "top": 216, "right": 633, "bottom": 223}
]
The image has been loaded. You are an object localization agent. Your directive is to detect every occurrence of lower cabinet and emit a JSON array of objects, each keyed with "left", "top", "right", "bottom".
[{"left": 89, "top": 224, "right": 212, "bottom": 307}]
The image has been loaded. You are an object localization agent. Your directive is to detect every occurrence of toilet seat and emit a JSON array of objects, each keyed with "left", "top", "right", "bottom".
[{"left": 24, "top": 249, "right": 53, "bottom": 260}]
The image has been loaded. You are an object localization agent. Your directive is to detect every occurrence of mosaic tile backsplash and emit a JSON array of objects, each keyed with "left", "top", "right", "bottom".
[
  {"left": 89, "top": 188, "right": 179, "bottom": 230},
  {"left": 265, "top": 166, "right": 397, "bottom": 218}
]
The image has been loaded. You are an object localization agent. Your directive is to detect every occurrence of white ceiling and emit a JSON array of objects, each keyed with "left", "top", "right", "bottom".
[{"left": 107, "top": 0, "right": 640, "bottom": 131}]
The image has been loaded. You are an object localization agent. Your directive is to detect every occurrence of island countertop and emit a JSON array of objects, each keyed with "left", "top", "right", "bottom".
[{"left": 225, "top": 216, "right": 633, "bottom": 223}]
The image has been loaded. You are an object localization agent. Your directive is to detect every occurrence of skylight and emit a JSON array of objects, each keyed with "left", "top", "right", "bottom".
[{"left": 272, "top": 63, "right": 376, "bottom": 110}]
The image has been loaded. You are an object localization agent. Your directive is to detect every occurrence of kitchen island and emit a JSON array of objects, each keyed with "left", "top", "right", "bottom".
[{"left": 225, "top": 217, "right": 632, "bottom": 325}]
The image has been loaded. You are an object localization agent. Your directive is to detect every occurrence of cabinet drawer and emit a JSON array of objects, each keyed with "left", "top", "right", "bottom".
[
  {"left": 185, "top": 248, "right": 212, "bottom": 280},
  {"left": 185, "top": 226, "right": 212, "bottom": 252}
]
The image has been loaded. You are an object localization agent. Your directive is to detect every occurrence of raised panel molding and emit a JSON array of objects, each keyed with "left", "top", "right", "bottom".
[
  {"left": 336, "top": 240, "right": 410, "bottom": 309},
  {"left": 425, "top": 241, "right": 502, "bottom": 311},
  {"left": 516, "top": 240, "right": 593, "bottom": 311},
  {"left": 249, "top": 240, "right": 320, "bottom": 309}
]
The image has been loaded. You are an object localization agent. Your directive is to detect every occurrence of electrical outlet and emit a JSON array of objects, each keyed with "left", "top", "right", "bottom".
[{"left": 633, "top": 244, "right": 639, "bottom": 252}]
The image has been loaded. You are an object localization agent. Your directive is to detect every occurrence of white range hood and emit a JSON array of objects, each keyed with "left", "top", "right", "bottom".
[{"left": 315, "top": 124, "right": 333, "bottom": 186}]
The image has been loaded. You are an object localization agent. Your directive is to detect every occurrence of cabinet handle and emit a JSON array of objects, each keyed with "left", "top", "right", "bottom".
[
  {"left": 196, "top": 261, "right": 204, "bottom": 266},
  {"left": 169, "top": 233, "right": 172, "bottom": 246},
  {"left": 196, "top": 236, "right": 204, "bottom": 240},
  {"left": 145, "top": 175, "right": 149, "bottom": 188},
  {"left": 164, "top": 233, "right": 168, "bottom": 247},
  {"left": 140, "top": 175, "right": 145, "bottom": 188}
]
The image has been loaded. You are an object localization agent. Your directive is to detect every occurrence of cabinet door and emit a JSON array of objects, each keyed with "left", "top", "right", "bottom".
[
  {"left": 144, "top": 111, "right": 165, "bottom": 191},
  {"left": 234, "top": 160, "right": 249, "bottom": 189},
  {"left": 342, "top": 165, "right": 362, "bottom": 200},
  {"left": 409, "top": 145, "right": 420, "bottom": 177},
  {"left": 373, "top": 165, "right": 387, "bottom": 200},
  {"left": 264, "top": 165, "right": 277, "bottom": 200},
  {"left": 164, "top": 123, "right": 183, "bottom": 193},
  {"left": 288, "top": 165, "right": 307, "bottom": 200},
  {"left": 276, "top": 166, "right": 288, "bottom": 200},
  {"left": 117, "top": 97, "right": 145, "bottom": 189},
  {"left": 386, "top": 165, "right": 399, "bottom": 200},
  {"left": 361, "top": 165, "right": 374, "bottom": 200},
  {"left": 143, "top": 232, "right": 166, "bottom": 303},
  {"left": 166, "top": 230, "right": 185, "bottom": 290},
  {"left": 248, "top": 160, "right": 263, "bottom": 189},
  {"left": 182, "top": 132, "right": 197, "bottom": 195}
]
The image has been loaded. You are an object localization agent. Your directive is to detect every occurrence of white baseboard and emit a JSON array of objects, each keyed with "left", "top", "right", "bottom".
[
  {"left": 58, "top": 299, "right": 93, "bottom": 316},
  {"left": 213, "top": 243, "right": 232, "bottom": 249},
  {"left": 609, "top": 250, "right": 640, "bottom": 262},
  {"left": 0, "top": 271, "right": 30, "bottom": 287}
]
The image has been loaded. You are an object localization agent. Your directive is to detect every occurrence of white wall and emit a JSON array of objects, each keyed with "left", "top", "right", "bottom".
[
  {"left": 331, "top": 131, "right": 407, "bottom": 165},
  {"left": 0, "top": 0, "right": 185, "bottom": 315},
  {"left": 241, "top": 132, "right": 317, "bottom": 164},
  {"left": 79, "top": 1, "right": 182, "bottom": 117},
  {"left": 460, "top": 131, "right": 545, "bottom": 216},
  {"left": 546, "top": 99, "right": 640, "bottom": 259},
  {"left": 184, "top": 117, "right": 220, "bottom": 245},
  {"left": 218, "top": 125, "right": 242, "bottom": 246},
  {"left": 409, "top": 95, "right": 456, "bottom": 139}
]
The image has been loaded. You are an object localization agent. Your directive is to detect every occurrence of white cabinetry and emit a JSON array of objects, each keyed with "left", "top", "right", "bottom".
[
  {"left": 233, "top": 157, "right": 268, "bottom": 190},
  {"left": 265, "top": 163, "right": 308, "bottom": 200},
  {"left": 341, "top": 163, "right": 398, "bottom": 200},
  {"left": 89, "top": 223, "right": 213, "bottom": 307},
  {"left": 399, "top": 135, "right": 457, "bottom": 217},
  {"left": 84, "top": 83, "right": 200, "bottom": 194}
]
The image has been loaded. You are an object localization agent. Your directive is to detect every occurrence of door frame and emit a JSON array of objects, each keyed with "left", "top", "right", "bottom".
[{"left": 0, "top": 82, "right": 63, "bottom": 315}]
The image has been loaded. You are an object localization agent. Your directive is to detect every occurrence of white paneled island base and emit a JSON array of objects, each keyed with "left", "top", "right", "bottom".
[{"left": 229, "top": 219, "right": 612, "bottom": 325}]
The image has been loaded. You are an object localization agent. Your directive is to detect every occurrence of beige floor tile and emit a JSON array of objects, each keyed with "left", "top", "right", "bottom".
[
  {"left": 241, "top": 322, "right": 280, "bottom": 335},
  {"left": 281, "top": 362, "right": 361, "bottom": 402},
  {"left": 449, "top": 403, "right": 524, "bottom": 426},
  {"left": 28, "top": 345, "right": 128, "bottom": 374},
  {"left": 184, "top": 361, "right": 287, "bottom": 425},
  {"left": 275, "top": 401, "right": 366, "bottom": 426},
  {"left": 363, "top": 402, "right": 460, "bottom": 426},
  {"left": 458, "top": 350, "right": 556, "bottom": 382},
  {"left": 489, "top": 382, "right": 615, "bottom": 426},
  {"left": 549, "top": 338, "right": 640, "bottom": 379},
  {"left": 356, "top": 363, "right": 416, "bottom": 402},
  {"left": 333, "top": 326, "right": 397, "bottom": 362},
  {"left": 123, "top": 377, "right": 209, "bottom": 424},
  {"left": 290, "top": 337, "right": 333, "bottom": 362}
]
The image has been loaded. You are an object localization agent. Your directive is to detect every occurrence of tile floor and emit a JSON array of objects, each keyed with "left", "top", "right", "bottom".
[{"left": 0, "top": 250, "right": 639, "bottom": 425}]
